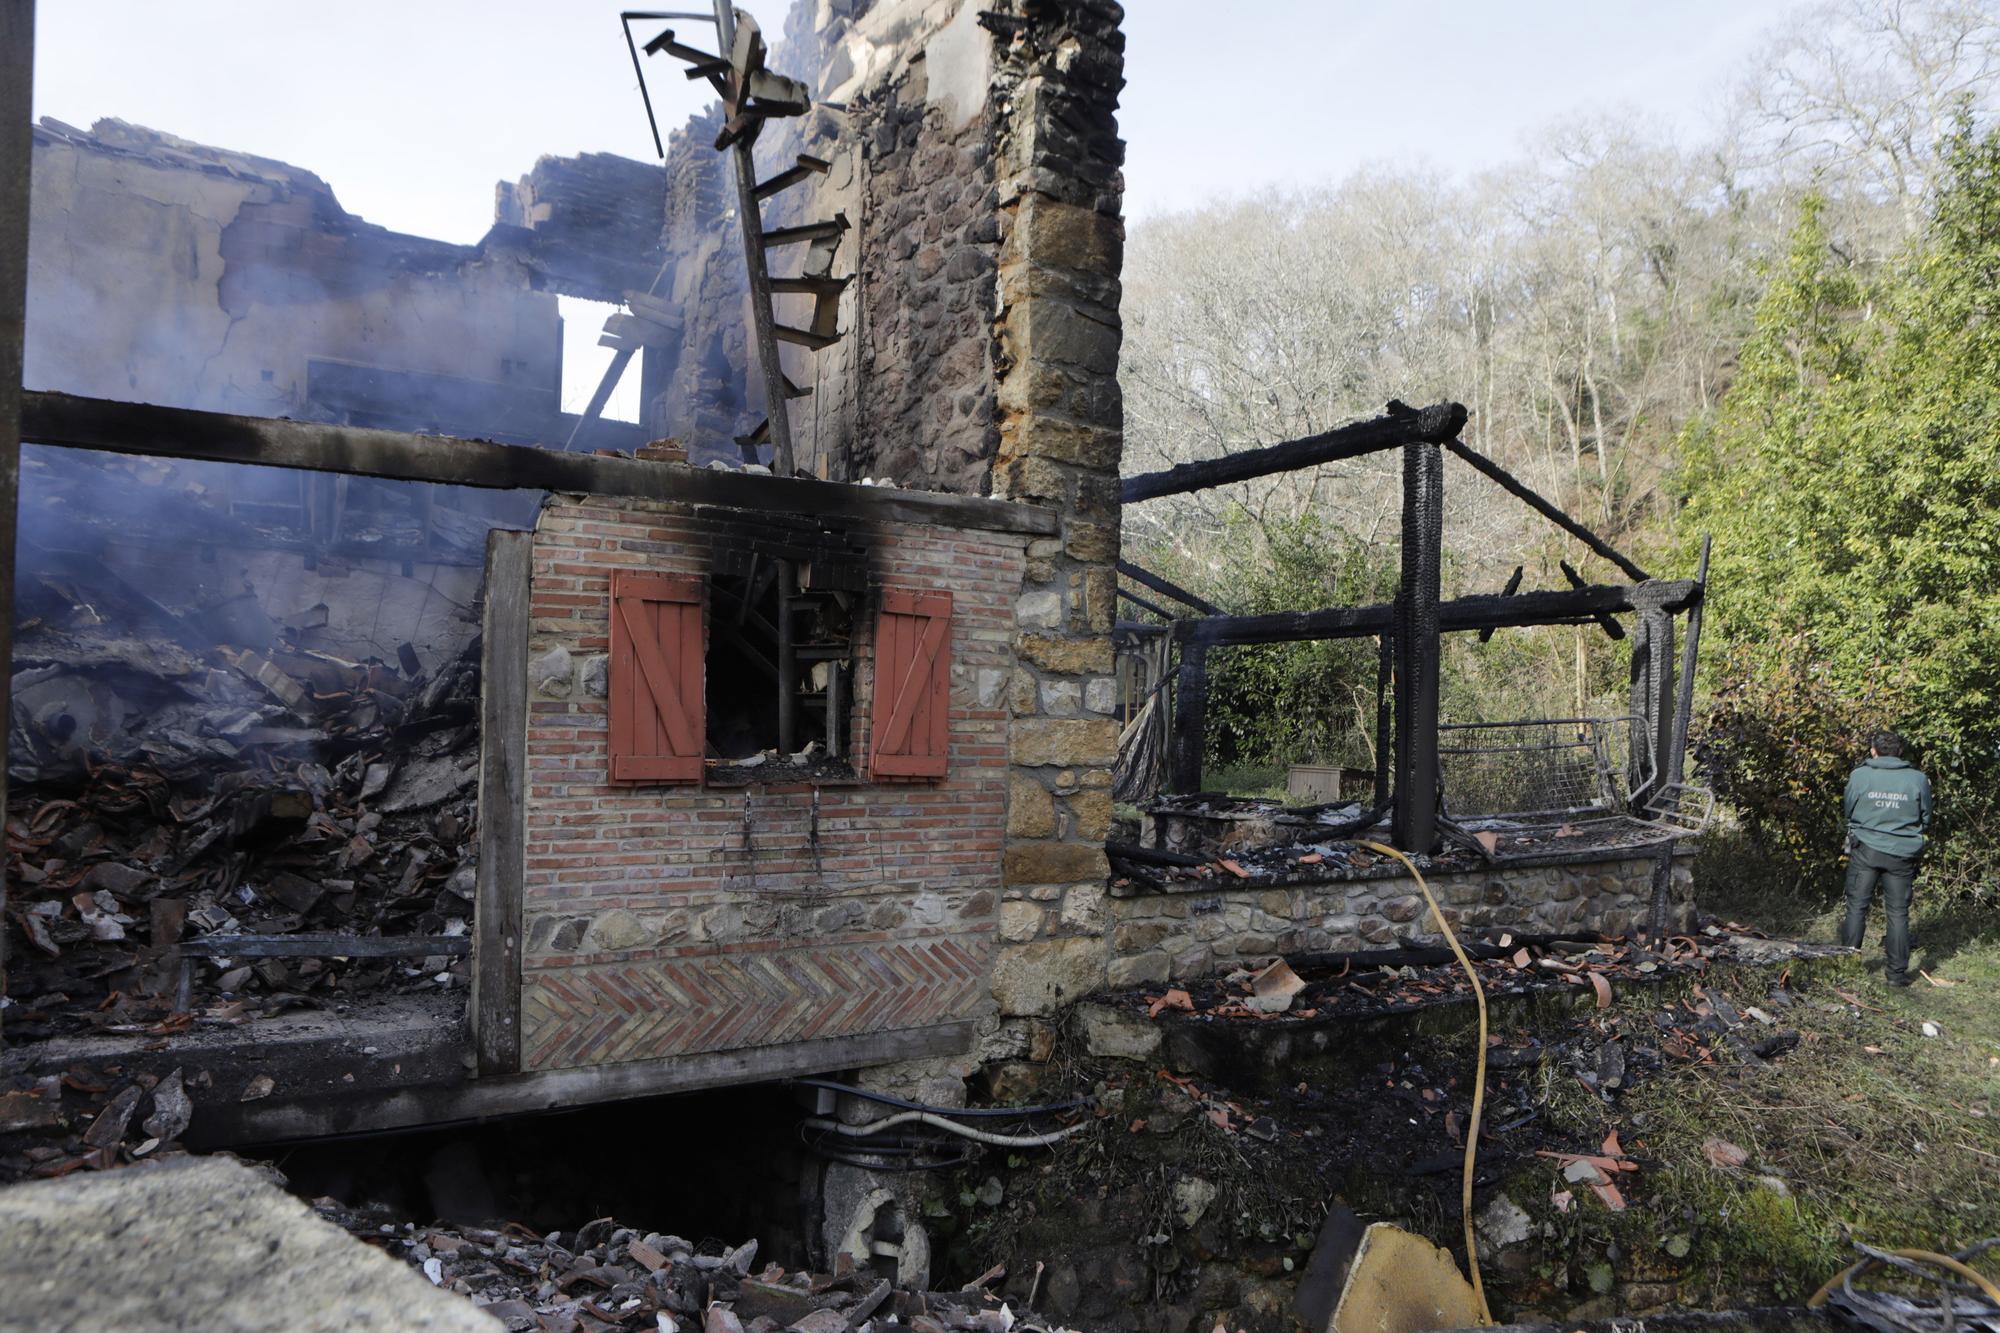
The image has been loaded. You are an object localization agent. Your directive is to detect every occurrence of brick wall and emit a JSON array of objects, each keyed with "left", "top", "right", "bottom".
[{"left": 518, "top": 492, "right": 1029, "bottom": 1072}]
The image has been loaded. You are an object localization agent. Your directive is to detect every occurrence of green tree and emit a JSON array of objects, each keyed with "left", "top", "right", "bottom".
[{"left": 1679, "top": 123, "right": 2000, "bottom": 898}]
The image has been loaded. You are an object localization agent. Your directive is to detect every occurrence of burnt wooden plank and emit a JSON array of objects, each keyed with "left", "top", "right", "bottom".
[
  {"left": 472, "top": 528, "right": 530, "bottom": 1075},
  {"left": 213, "top": 1020, "right": 979, "bottom": 1147},
  {"left": 1117, "top": 558, "right": 1223, "bottom": 616},
  {"left": 1444, "top": 438, "right": 1650, "bottom": 583},
  {"left": 1174, "top": 580, "right": 1701, "bottom": 646},
  {"left": 1121, "top": 401, "right": 1467, "bottom": 504},
  {"left": 1561, "top": 559, "right": 1626, "bottom": 640},
  {"left": 20, "top": 391, "right": 1061, "bottom": 536},
  {"left": 178, "top": 934, "right": 470, "bottom": 959}
]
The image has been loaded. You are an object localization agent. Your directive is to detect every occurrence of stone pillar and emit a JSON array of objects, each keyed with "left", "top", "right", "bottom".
[{"left": 985, "top": 0, "right": 1126, "bottom": 1043}]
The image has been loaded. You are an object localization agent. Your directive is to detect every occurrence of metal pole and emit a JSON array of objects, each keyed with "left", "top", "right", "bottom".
[
  {"left": 1392, "top": 440, "right": 1444, "bottom": 852},
  {"left": 0, "top": 0, "right": 35, "bottom": 1042}
]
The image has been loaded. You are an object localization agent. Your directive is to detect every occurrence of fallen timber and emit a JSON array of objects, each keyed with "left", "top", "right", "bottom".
[{"left": 18, "top": 390, "right": 1060, "bottom": 537}]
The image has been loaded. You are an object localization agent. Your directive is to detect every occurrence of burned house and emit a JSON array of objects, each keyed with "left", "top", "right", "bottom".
[{"left": 1, "top": 0, "right": 1715, "bottom": 1302}]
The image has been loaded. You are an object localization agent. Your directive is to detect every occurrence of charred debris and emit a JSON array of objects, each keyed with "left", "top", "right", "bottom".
[{"left": 6, "top": 446, "right": 489, "bottom": 1037}]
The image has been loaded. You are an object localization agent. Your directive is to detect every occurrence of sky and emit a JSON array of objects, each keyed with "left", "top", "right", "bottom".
[{"left": 28, "top": 1, "right": 1787, "bottom": 409}]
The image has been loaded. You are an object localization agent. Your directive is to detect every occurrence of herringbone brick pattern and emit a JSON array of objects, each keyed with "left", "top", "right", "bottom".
[{"left": 522, "top": 936, "right": 988, "bottom": 1071}]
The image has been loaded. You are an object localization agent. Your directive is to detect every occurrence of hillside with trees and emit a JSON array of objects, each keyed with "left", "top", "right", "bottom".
[{"left": 1118, "top": 0, "right": 2000, "bottom": 899}]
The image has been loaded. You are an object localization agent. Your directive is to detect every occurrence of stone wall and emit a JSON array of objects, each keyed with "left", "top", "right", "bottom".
[
  {"left": 517, "top": 490, "right": 1031, "bottom": 1071},
  {"left": 1103, "top": 854, "right": 1699, "bottom": 987},
  {"left": 980, "top": 0, "right": 1127, "bottom": 1053}
]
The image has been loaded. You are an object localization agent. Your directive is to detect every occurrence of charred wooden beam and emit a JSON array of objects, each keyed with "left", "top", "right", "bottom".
[
  {"left": 1174, "top": 579, "right": 1700, "bottom": 646},
  {"left": 1116, "top": 559, "right": 1223, "bottom": 616},
  {"left": 20, "top": 391, "right": 1061, "bottom": 537},
  {"left": 1120, "top": 401, "right": 1467, "bottom": 504},
  {"left": 1442, "top": 438, "right": 1649, "bottom": 583},
  {"left": 1169, "top": 641, "right": 1209, "bottom": 794},
  {"left": 1116, "top": 586, "right": 1176, "bottom": 621},
  {"left": 1477, "top": 565, "right": 1524, "bottom": 644},
  {"left": 1560, "top": 559, "right": 1625, "bottom": 640},
  {"left": 1393, "top": 440, "right": 1445, "bottom": 853}
]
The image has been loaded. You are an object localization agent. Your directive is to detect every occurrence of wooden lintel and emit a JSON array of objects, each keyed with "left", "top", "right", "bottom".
[{"left": 20, "top": 391, "right": 1060, "bottom": 537}]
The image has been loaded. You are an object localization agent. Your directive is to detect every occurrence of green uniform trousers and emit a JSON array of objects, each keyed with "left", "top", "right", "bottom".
[{"left": 1840, "top": 842, "right": 1918, "bottom": 984}]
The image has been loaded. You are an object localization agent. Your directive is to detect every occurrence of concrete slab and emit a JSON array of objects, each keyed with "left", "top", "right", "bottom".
[{"left": 0, "top": 1155, "right": 496, "bottom": 1331}]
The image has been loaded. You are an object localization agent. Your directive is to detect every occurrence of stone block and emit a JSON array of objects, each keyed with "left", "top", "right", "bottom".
[
  {"left": 1011, "top": 193, "right": 1122, "bottom": 275},
  {"left": 1059, "top": 883, "right": 1105, "bottom": 932},
  {"left": 1076, "top": 1004, "right": 1161, "bottom": 1061},
  {"left": 1112, "top": 920, "right": 1170, "bottom": 952},
  {"left": 1016, "top": 634, "right": 1115, "bottom": 676},
  {"left": 1083, "top": 676, "right": 1118, "bottom": 714},
  {"left": 1015, "top": 587, "right": 1063, "bottom": 629},
  {"left": 585, "top": 908, "right": 652, "bottom": 952},
  {"left": 1011, "top": 716, "right": 1118, "bottom": 766},
  {"left": 1382, "top": 895, "right": 1423, "bottom": 924},
  {"left": 1040, "top": 678, "right": 1082, "bottom": 716},
  {"left": 997, "top": 415, "right": 1121, "bottom": 470},
  {"left": 999, "top": 901, "right": 1045, "bottom": 943},
  {"left": 991, "top": 937, "right": 1106, "bottom": 1015},
  {"left": 1066, "top": 788, "right": 1114, "bottom": 841},
  {"left": 1004, "top": 839, "right": 1109, "bottom": 885},
  {"left": 1106, "top": 951, "right": 1169, "bottom": 988},
  {"left": 1063, "top": 521, "right": 1119, "bottom": 564},
  {"left": 1007, "top": 772, "right": 1056, "bottom": 838}
]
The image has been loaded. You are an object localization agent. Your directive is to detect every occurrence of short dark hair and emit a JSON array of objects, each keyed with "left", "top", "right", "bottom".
[{"left": 1871, "top": 730, "right": 1905, "bottom": 757}]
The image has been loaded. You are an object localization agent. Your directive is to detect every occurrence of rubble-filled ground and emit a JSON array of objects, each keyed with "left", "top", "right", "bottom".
[
  {"left": 5, "top": 578, "right": 483, "bottom": 1037},
  {"left": 315, "top": 1201, "right": 1069, "bottom": 1333},
  {"left": 931, "top": 910, "right": 2000, "bottom": 1330}
]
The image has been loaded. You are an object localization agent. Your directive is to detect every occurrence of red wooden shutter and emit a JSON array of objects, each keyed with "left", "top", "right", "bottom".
[
  {"left": 869, "top": 588, "right": 953, "bottom": 779},
  {"left": 608, "top": 571, "right": 704, "bottom": 783}
]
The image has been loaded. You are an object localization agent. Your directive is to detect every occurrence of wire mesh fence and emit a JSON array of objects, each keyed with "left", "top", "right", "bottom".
[{"left": 1438, "top": 717, "right": 1652, "bottom": 821}]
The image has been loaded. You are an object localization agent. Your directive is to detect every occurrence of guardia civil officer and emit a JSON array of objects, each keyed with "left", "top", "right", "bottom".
[{"left": 1839, "top": 731, "right": 1932, "bottom": 987}]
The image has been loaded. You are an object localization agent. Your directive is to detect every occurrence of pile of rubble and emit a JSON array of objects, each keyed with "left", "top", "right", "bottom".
[
  {"left": 316, "top": 1205, "right": 1074, "bottom": 1333},
  {"left": 5, "top": 600, "right": 482, "bottom": 1036}
]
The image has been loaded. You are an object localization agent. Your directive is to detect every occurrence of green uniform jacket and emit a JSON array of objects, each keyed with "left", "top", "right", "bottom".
[{"left": 1845, "top": 756, "right": 1932, "bottom": 859}]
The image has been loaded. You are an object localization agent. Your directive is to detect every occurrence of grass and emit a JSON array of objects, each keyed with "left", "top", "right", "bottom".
[{"left": 1515, "top": 831, "right": 2000, "bottom": 1308}]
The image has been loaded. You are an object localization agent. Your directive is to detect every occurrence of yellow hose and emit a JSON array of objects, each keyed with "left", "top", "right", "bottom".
[
  {"left": 1360, "top": 840, "right": 1493, "bottom": 1325},
  {"left": 1807, "top": 1248, "right": 2000, "bottom": 1308}
]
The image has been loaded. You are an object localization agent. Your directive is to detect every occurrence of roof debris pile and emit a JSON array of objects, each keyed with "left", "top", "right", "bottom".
[
  {"left": 5, "top": 577, "right": 483, "bottom": 1037},
  {"left": 315, "top": 1204, "right": 1078, "bottom": 1333}
]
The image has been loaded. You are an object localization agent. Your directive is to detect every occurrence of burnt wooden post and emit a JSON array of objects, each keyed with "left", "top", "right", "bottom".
[
  {"left": 1647, "top": 535, "right": 1712, "bottom": 939},
  {"left": 1631, "top": 606, "right": 1675, "bottom": 801},
  {"left": 1372, "top": 633, "right": 1393, "bottom": 811},
  {"left": 1169, "top": 638, "right": 1208, "bottom": 794},
  {"left": 0, "top": 0, "right": 34, "bottom": 1040},
  {"left": 472, "top": 529, "right": 531, "bottom": 1076},
  {"left": 1392, "top": 440, "right": 1444, "bottom": 851}
]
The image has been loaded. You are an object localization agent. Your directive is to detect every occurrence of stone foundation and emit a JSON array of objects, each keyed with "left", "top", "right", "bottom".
[{"left": 1097, "top": 854, "right": 1694, "bottom": 990}]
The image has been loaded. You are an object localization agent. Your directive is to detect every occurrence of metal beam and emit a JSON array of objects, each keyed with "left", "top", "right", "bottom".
[
  {"left": 1172, "top": 579, "right": 1700, "bottom": 646},
  {"left": 1120, "top": 401, "right": 1467, "bottom": 504},
  {"left": 20, "top": 391, "right": 1061, "bottom": 537}
]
